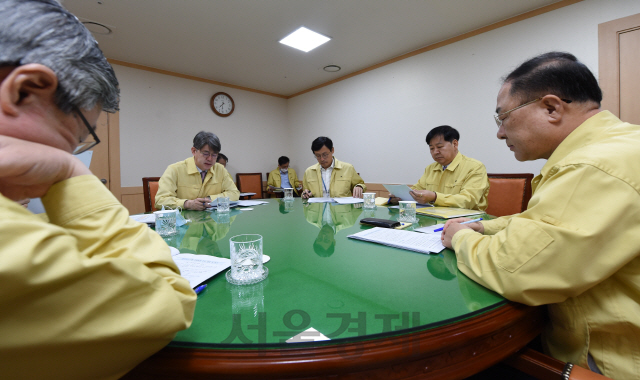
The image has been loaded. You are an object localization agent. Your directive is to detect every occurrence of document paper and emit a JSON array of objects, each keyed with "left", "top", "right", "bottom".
[
  {"left": 172, "top": 253, "right": 231, "bottom": 288},
  {"left": 348, "top": 227, "right": 445, "bottom": 254}
]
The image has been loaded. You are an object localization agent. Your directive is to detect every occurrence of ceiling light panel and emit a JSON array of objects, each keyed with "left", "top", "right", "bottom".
[{"left": 279, "top": 27, "right": 330, "bottom": 53}]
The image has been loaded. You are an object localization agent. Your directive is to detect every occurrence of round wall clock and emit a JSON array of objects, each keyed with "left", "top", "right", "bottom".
[{"left": 210, "top": 92, "right": 235, "bottom": 117}]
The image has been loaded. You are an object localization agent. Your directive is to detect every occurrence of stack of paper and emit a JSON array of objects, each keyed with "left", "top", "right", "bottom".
[
  {"left": 348, "top": 227, "right": 445, "bottom": 254},
  {"left": 237, "top": 200, "right": 268, "bottom": 206},
  {"left": 307, "top": 197, "right": 364, "bottom": 204},
  {"left": 416, "top": 207, "right": 483, "bottom": 219},
  {"left": 171, "top": 252, "right": 231, "bottom": 288}
]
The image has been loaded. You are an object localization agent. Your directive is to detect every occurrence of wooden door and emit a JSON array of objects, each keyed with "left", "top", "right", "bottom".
[
  {"left": 87, "top": 111, "right": 122, "bottom": 202},
  {"left": 599, "top": 13, "right": 640, "bottom": 124}
]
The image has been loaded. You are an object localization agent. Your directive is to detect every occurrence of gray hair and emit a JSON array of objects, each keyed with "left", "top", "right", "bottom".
[
  {"left": 0, "top": 0, "right": 119, "bottom": 113},
  {"left": 193, "top": 131, "right": 221, "bottom": 152}
]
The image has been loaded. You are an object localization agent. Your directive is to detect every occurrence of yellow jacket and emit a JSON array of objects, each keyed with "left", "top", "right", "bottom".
[
  {"left": 413, "top": 152, "right": 489, "bottom": 211},
  {"left": 0, "top": 175, "right": 196, "bottom": 380},
  {"left": 451, "top": 111, "right": 640, "bottom": 379},
  {"left": 155, "top": 157, "right": 239, "bottom": 209},
  {"left": 303, "top": 158, "right": 366, "bottom": 198},
  {"left": 267, "top": 167, "right": 302, "bottom": 195}
]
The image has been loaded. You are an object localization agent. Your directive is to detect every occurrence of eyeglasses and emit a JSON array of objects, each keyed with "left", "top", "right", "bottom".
[
  {"left": 198, "top": 150, "right": 218, "bottom": 159},
  {"left": 494, "top": 97, "right": 572, "bottom": 127},
  {"left": 72, "top": 107, "right": 100, "bottom": 155},
  {"left": 314, "top": 152, "right": 331, "bottom": 160}
]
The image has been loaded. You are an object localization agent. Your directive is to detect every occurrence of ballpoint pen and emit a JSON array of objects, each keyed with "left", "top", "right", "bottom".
[
  {"left": 194, "top": 284, "right": 207, "bottom": 295},
  {"left": 433, "top": 218, "right": 483, "bottom": 232}
]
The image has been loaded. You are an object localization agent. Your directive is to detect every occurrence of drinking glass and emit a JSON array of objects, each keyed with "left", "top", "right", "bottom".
[
  {"left": 398, "top": 201, "right": 418, "bottom": 223},
  {"left": 283, "top": 188, "right": 294, "bottom": 200},
  {"left": 363, "top": 192, "right": 376, "bottom": 209},
  {"left": 217, "top": 196, "right": 230, "bottom": 213},
  {"left": 226, "top": 234, "right": 268, "bottom": 285},
  {"left": 154, "top": 210, "right": 177, "bottom": 236}
]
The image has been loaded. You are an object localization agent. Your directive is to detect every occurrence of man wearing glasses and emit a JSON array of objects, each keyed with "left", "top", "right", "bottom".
[
  {"left": 441, "top": 52, "right": 640, "bottom": 379},
  {"left": 155, "top": 131, "right": 239, "bottom": 210},
  {"left": 301, "top": 136, "right": 366, "bottom": 199},
  {"left": 0, "top": 1, "right": 196, "bottom": 379}
]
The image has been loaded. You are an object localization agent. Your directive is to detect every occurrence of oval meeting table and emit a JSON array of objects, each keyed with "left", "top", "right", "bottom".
[{"left": 124, "top": 199, "right": 544, "bottom": 380}]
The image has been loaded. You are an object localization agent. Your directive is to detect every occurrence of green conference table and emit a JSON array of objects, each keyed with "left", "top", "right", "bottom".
[{"left": 126, "top": 199, "right": 544, "bottom": 379}]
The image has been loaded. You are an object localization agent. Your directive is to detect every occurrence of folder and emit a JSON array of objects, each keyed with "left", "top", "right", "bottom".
[{"left": 416, "top": 207, "right": 484, "bottom": 219}]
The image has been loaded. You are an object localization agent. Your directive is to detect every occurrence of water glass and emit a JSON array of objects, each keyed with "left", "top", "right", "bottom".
[
  {"left": 363, "top": 192, "right": 376, "bottom": 209},
  {"left": 226, "top": 234, "right": 268, "bottom": 285},
  {"left": 217, "top": 196, "right": 230, "bottom": 213},
  {"left": 283, "top": 187, "right": 294, "bottom": 200},
  {"left": 398, "top": 201, "right": 418, "bottom": 223},
  {"left": 154, "top": 210, "right": 177, "bottom": 236}
]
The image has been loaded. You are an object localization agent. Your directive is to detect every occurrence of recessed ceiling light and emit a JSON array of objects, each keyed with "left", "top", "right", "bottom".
[
  {"left": 279, "top": 27, "right": 330, "bottom": 53},
  {"left": 83, "top": 21, "right": 112, "bottom": 35},
  {"left": 323, "top": 65, "right": 341, "bottom": 72}
]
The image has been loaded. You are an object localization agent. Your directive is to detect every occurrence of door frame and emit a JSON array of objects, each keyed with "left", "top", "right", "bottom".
[{"left": 599, "top": 12, "right": 640, "bottom": 117}]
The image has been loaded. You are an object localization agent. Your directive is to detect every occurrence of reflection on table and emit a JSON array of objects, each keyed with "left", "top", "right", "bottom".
[{"left": 125, "top": 199, "right": 544, "bottom": 380}]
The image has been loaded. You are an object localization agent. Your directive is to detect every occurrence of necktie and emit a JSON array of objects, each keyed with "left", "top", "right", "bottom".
[{"left": 201, "top": 171, "right": 206, "bottom": 182}]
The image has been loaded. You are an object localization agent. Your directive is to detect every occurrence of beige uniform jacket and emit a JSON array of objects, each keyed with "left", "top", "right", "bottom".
[
  {"left": 268, "top": 167, "right": 302, "bottom": 195},
  {"left": 303, "top": 158, "right": 366, "bottom": 198},
  {"left": 155, "top": 157, "right": 239, "bottom": 209},
  {"left": 451, "top": 111, "right": 640, "bottom": 379},
  {"left": 413, "top": 152, "right": 489, "bottom": 211},
  {"left": 0, "top": 175, "right": 196, "bottom": 380}
]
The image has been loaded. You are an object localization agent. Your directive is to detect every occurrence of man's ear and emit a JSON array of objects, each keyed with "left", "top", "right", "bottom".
[
  {"left": 541, "top": 95, "right": 565, "bottom": 124},
  {"left": 0, "top": 64, "right": 58, "bottom": 117},
  {"left": 452, "top": 139, "right": 459, "bottom": 149},
  {"left": 191, "top": 146, "right": 198, "bottom": 156}
]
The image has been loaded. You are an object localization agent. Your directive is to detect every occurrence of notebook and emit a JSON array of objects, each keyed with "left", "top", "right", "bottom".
[{"left": 416, "top": 207, "right": 484, "bottom": 219}]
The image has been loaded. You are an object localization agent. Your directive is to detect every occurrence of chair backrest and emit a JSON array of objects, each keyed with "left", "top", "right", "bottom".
[
  {"left": 142, "top": 177, "right": 161, "bottom": 212},
  {"left": 486, "top": 173, "right": 534, "bottom": 217},
  {"left": 236, "top": 173, "right": 264, "bottom": 199}
]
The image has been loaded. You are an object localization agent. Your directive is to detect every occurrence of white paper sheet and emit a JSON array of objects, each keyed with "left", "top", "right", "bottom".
[
  {"left": 307, "top": 197, "right": 334, "bottom": 203},
  {"left": 286, "top": 327, "right": 331, "bottom": 343},
  {"left": 414, "top": 224, "right": 446, "bottom": 234},
  {"left": 237, "top": 200, "right": 269, "bottom": 206},
  {"left": 333, "top": 197, "right": 364, "bottom": 204},
  {"left": 348, "top": 227, "right": 445, "bottom": 254},
  {"left": 173, "top": 253, "right": 231, "bottom": 288},
  {"left": 130, "top": 214, "right": 155, "bottom": 223}
]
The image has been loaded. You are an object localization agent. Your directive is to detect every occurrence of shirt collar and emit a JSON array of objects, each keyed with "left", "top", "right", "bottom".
[
  {"left": 432, "top": 152, "right": 462, "bottom": 172},
  {"left": 321, "top": 158, "right": 335, "bottom": 172}
]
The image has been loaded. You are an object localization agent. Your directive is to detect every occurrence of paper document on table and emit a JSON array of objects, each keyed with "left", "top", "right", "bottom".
[
  {"left": 172, "top": 253, "right": 231, "bottom": 288},
  {"left": 237, "top": 200, "right": 268, "bottom": 206},
  {"left": 130, "top": 214, "right": 155, "bottom": 223},
  {"left": 348, "top": 227, "right": 445, "bottom": 254},
  {"left": 414, "top": 224, "right": 446, "bottom": 234},
  {"left": 416, "top": 207, "right": 483, "bottom": 219},
  {"left": 333, "top": 197, "right": 364, "bottom": 204},
  {"left": 307, "top": 197, "right": 334, "bottom": 203},
  {"left": 239, "top": 192, "right": 256, "bottom": 197}
]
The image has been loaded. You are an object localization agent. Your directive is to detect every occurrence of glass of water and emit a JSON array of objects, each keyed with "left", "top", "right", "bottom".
[
  {"left": 283, "top": 187, "right": 294, "bottom": 200},
  {"left": 154, "top": 210, "right": 177, "bottom": 236},
  {"left": 398, "top": 201, "right": 418, "bottom": 223},
  {"left": 363, "top": 192, "right": 376, "bottom": 209},
  {"left": 226, "top": 234, "right": 268, "bottom": 285},
  {"left": 217, "top": 196, "right": 230, "bottom": 213}
]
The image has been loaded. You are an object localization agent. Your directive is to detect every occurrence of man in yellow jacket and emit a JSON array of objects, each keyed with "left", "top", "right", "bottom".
[
  {"left": 155, "top": 131, "right": 240, "bottom": 210},
  {"left": 268, "top": 156, "right": 302, "bottom": 196},
  {"left": 302, "top": 137, "right": 366, "bottom": 199},
  {"left": 442, "top": 52, "right": 640, "bottom": 379},
  {"left": 0, "top": 1, "right": 196, "bottom": 379},
  {"left": 408, "top": 125, "right": 489, "bottom": 211}
]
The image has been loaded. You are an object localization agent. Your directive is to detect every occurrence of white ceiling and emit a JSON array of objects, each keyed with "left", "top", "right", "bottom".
[{"left": 62, "top": 0, "right": 564, "bottom": 97}]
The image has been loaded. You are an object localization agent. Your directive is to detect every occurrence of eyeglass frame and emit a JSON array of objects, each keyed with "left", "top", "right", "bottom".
[
  {"left": 73, "top": 107, "right": 101, "bottom": 155},
  {"left": 313, "top": 152, "right": 332, "bottom": 160},
  {"left": 494, "top": 96, "right": 572, "bottom": 127},
  {"left": 197, "top": 149, "right": 218, "bottom": 159}
]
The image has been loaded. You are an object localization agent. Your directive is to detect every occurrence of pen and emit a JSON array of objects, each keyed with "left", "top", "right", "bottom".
[
  {"left": 433, "top": 218, "right": 483, "bottom": 232},
  {"left": 194, "top": 284, "right": 207, "bottom": 295}
]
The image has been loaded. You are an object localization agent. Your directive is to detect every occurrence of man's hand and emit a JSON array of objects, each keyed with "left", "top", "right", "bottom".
[
  {"left": 409, "top": 190, "right": 435, "bottom": 204},
  {"left": 352, "top": 186, "right": 363, "bottom": 198},
  {"left": 387, "top": 193, "right": 401, "bottom": 205},
  {"left": 301, "top": 189, "right": 312, "bottom": 199},
  {"left": 185, "top": 197, "right": 209, "bottom": 210},
  {"left": 17, "top": 198, "right": 31, "bottom": 208},
  {"left": 0, "top": 136, "right": 91, "bottom": 201},
  {"left": 440, "top": 218, "right": 484, "bottom": 248}
]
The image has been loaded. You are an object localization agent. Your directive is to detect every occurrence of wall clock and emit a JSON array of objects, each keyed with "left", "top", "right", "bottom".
[{"left": 210, "top": 92, "right": 235, "bottom": 117}]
